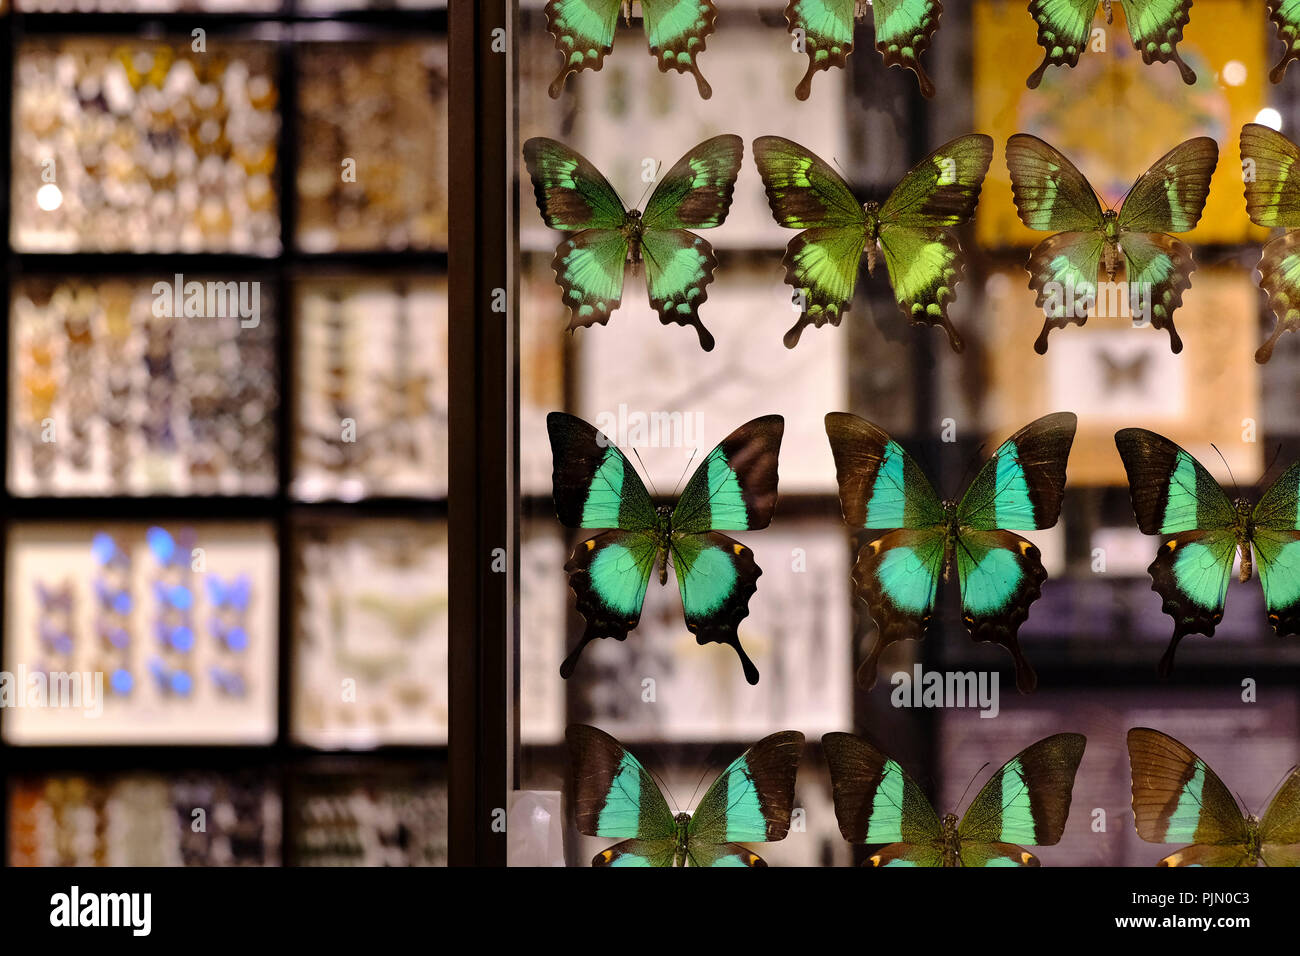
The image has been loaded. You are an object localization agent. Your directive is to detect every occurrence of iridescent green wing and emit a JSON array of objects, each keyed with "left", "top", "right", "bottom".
[
  {"left": 669, "top": 532, "right": 763, "bottom": 684},
  {"left": 640, "top": 135, "right": 744, "bottom": 351},
  {"left": 671, "top": 415, "right": 785, "bottom": 535},
  {"left": 1240, "top": 124, "right": 1300, "bottom": 361},
  {"left": 523, "top": 138, "right": 631, "bottom": 331},
  {"left": 958, "top": 733, "right": 1087, "bottom": 865},
  {"left": 786, "top": 0, "right": 943, "bottom": 100},
  {"left": 687, "top": 730, "right": 804, "bottom": 865},
  {"left": 954, "top": 413, "right": 1077, "bottom": 693},
  {"left": 1026, "top": 0, "right": 1099, "bottom": 88},
  {"left": 1114, "top": 429, "right": 1239, "bottom": 675},
  {"left": 752, "top": 135, "right": 868, "bottom": 348},
  {"left": 567, "top": 724, "right": 678, "bottom": 867},
  {"left": 639, "top": 0, "right": 719, "bottom": 99},
  {"left": 1252, "top": 460, "right": 1300, "bottom": 636},
  {"left": 1005, "top": 134, "right": 1108, "bottom": 352},
  {"left": 1269, "top": 0, "right": 1300, "bottom": 82},
  {"left": 544, "top": 0, "right": 623, "bottom": 98},
  {"left": 1116, "top": 137, "right": 1217, "bottom": 351},
  {"left": 824, "top": 413, "right": 948, "bottom": 688},
  {"left": 1117, "top": 0, "right": 1196, "bottom": 84},
  {"left": 1259, "top": 768, "right": 1300, "bottom": 866},
  {"left": 1126, "top": 728, "right": 1250, "bottom": 866},
  {"left": 548, "top": 413, "right": 660, "bottom": 678},
  {"left": 877, "top": 133, "right": 994, "bottom": 353},
  {"left": 822, "top": 732, "right": 945, "bottom": 866}
]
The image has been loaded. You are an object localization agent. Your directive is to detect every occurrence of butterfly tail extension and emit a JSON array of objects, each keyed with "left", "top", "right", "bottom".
[
  {"left": 955, "top": 531, "right": 1047, "bottom": 694},
  {"left": 560, "top": 531, "right": 657, "bottom": 679},
  {"left": 544, "top": 0, "right": 621, "bottom": 98},
  {"left": 642, "top": 0, "right": 718, "bottom": 99},
  {"left": 1025, "top": 0, "right": 1093, "bottom": 89},
  {"left": 1124, "top": 0, "right": 1196, "bottom": 85},
  {"left": 872, "top": 0, "right": 943, "bottom": 99},
  {"left": 850, "top": 529, "right": 942, "bottom": 689},
  {"left": 1145, "top": 530, "right": 1235, "bottom": 677},
  {"left": 785, "top": 0, "right": 858, "bottom": 101},
  {"left": 672, "top": 532, "right": 764, "bottom": 684}
]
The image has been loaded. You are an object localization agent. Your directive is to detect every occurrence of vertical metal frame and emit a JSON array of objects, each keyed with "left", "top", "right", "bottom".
[{"left": 447, "top": 0, "right": 512, "bottom": 867}]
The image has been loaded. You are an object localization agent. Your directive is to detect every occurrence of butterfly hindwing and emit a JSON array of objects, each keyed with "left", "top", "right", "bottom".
[
  {"left": 670, "top": 531, "right": 764, "bottom": 684},
  {"left": 786, "top": 0, "right": 858, "bottom": 100},
  {"left": 689, "top": 731, "right": 804, "bottom": 847},
  {"left": 1118, "top": 0, "right": 1196, "bottom": 84},
  {"left": 852, "top": 527, "right": 946, "bottom": 687},
  {"left": 1126, "top": 728, "right": 1250, "bottom": 855},
  {"left": 1117, "top": 231, "right": 1195, "bottom": 354},
  {"left": 958, "top": 733, "right": 1087, "bottom": 852},
  {"left": 872, "top": 0, "right": 943, "bottom": 98},
  {"left": 544, "top": 0, "right": 622, "bottom": 97},
  {"left": 673, "top": 415, "right": 785, "bottom": 535},
  {"left": 561, "top": 530, "right": 659, "bottom": 678},
  {"left": 822, "top": 732, "right": 943, "bottom": 846},
  {"left": 640, "top": 0, "right": 718, "bottom": 99},
  {"left": 1269, "top": 0, "right": 1300, "bottom": 82},
  {"left": 1026, "top": 0, "right": 1195, "bottom": 87},
  {"left": 641, "top": 229, "right": 720, "bottom": 350},
  {"left": 592, "top": 838, "right": 679, "bottom": 867},
  {"left": 1253, "top": 460, "right": 1300, "bottom": 636},
  {"left": 1254, "top": 230, "right": 1300, "bottom": 363},
  {"left": 1025, "top": 0, "right": 1099, "bottom": 88},
  {"left": 567, "top": 724, "right": 677, "bottom": 841},
  {"left": 685, "top": 843, "right": 768, "bottom": 867},
  {"left": 953, "top": 529, "right": 1047, "bottom": 694}
]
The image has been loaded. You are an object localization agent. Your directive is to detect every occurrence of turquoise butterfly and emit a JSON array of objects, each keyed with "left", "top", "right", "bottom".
[
  {"left": 824, "top": 732, "right": 1087, "bottom": 866},
  {"left": 1026, "top": 0, "right": 1195, "bottom": 89},
  {"left": 568, "top": 724, "right": 804, "bottom": 866},
  {"left": 544, "top": 0, "right": 717, "bottom": 98},
  {"left": 825, "top": 412, "right": 1077, "bottom": 693}
]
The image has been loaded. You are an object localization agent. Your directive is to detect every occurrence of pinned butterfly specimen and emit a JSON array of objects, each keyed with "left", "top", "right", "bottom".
[
  {"left": 547, "top": 411, "right": 784, "bottom": 684},
  {"left": 823, "top": 732, "right": 1086, "bottom": 866},
  {"left": 1025, "top": 0, "right": 1196, "bottom": 89},
  {"left": 543, "top": 0, "right": 717, "bottom": 99},
  {"left": 825, "top": 412, "right": 1077, "bottom": 693},
  {"left": 1114, "top": 428, "right": 1300, "bottom": 676},
  {"left": 568, "top": 724, "right": 803, "bottom": 866},
  {"left": 523, "top": 135, "right": 743, "bottom": 352},
  {"left": 753, "top": 133, "right": 992, "bottom": 351},
  {"left": 1269, "top": 0, "right": 1300, "bottom": 82},
  {"left": 784, "top": 0, "right": 943, "bottom": 100},
  {"left": 1005, "top": 133, "right": 1218, "bottom": 354},
  {"left": 1127, "top": 728, "right": 1300, "bottom": 866},
  {"left": 1240, "top": 122, "right": 1300, "bottom": 362}
]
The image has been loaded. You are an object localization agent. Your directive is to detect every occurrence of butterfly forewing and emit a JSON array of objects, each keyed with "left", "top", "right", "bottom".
[
  {"left": 689, "top": 731, "right": 804, "bottom": 848},
  {"left": 1118, "top": 137, "right": 1218, "bottom": 234},
  {"left": 880, "top": 134, "right": 994, "bottom": 227},
  {"left": 524, "top": 137, "right": 627, "bottom": 231},
  {"left": 957, "top": 412, "right": 1077, "bottom": 532},
  {"left": 642, "top": 135, "right": 744, "bottom": 232},
  {"left": 547, "top": 412, "right": 657, "bottom": 531},
  {"left": 568, "top": 725, "right": 678, "bottom": 841},
  {"left": 1005, "top": 134, "right": 1104, "bottom": 232},
  {"left": 1114, "top": 429, "right": 1237, "bottom": 535},
  {"left": 822, "top": 732, "right": 944, "bottom": 845},
  {"left": 1127, "top": 728, "right": 1250, "bottom": 850},
  {"left": 672, "top": 415, "right": 785, "bottom": 534},
  {"left": 825, "top": 413, "right": 945, "bottom": 529},
  {"left": 958, "top": 733, "right": 1087, "bottom": 853}
]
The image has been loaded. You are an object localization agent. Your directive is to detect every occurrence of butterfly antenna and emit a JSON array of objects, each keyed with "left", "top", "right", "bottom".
[
  {"left": 1209, "top": 443, "right": 1240, "bottom": 496},
  {"left": 957, "top": 761, "right": 991, "bottom": 811},
  {"left": 685, "top": 761, "right": 715, "bottom": 814},
  {"left": 1262, "top": 443, "right": 1285, "bottom": 487},
  {"left": 646, "top": 763, "right": 681, "bottom": 815},
  {"left": 633, "top": 161, "right": 662, "bottom": 212},
  {"left": 671, "top": 449, "right": 699, "bottom": 498},
  {"left": 631, "top": 446, "right": 661, "bottom": 499}
]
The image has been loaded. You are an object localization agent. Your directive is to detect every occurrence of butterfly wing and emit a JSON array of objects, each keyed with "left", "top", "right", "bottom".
[
  {"left": 524, "top": 138, "right": 632, "bottom": 331},
  {"left": 688, "top": 731, "right": 804, "bottom": 850},
  {"left": 684, "top": 843, "right": 768, "bottom": 867},
  {"left": 824, "top": 413, "right": 948, "bottom": 688},
  {"left": 639, "top": 0, "right": 718, "bottom": 98},
  {"left": 567, "top": 724, "right": 677, "bottom": 845},
  {"left": 1117, "top": 0, "right": 1195, "bottom": 84},
  {"left": 753, "top": 135, "right": 868, "bottom": 347},
  {"left": 1006, "top": 133, "right": 1105, "bottom": 231},
  {"left": 543, "top": 0, "right": 623, "bottom": 97},
  {"left": 547, "top": 412, "right": 657, "bottom": 531},
  {"left": 1126, "top": 728, "right": 1251, "bottom": 865},
  {"left": 957, "top": 733, "right": 1087, "bottom": 860},
  {"left": 1241, "top": 124, "right": 1300, "bottom": 361},
  {"left": 1253, "top": 460, "right": 1300, "bottom": 636},
  {"left": 641, "top": 230, "right": 720, "bottom": 350},
  {"left": 1025, "top": 0, "right": 1100, "bottom": 88},
  {"left": 822, "top": 732, "right": 944, "bottom": 859},
  {"left": 877, "top": 133, "right": 994, "bottom": 352},
  {"left": 786, "top": 0, "right": 857, "bottom": 100},
  {"left": 1114, "top": 428, "right": 1239, "bottom": 673},
  {"left": 1118, "top": 137, "right": 1218, "bottom": 235},
  {"left": 562, "top": 530, "right": 659, "bottom": 678},
  {"left": 592, "top": 838, "right": 680, "bottom": 867},
  {"left": 672, "top": 415, "right": 785, "bottom": 535},
  {"left": 1116, "top": 231, "right": 1196, "bottom": 354},
  {"left": 956, "top": 412, "right": 1077, "bottom": 533},
  {"left": 871, "top": 0, "right": 943, "bottom": 98},
  {"left": 1259, "top": 768, "right": 1300, "bottom": 866},
  {"left": 670, "top": 532, "right": 764, "bottom": 684},
  {"left": 1269, "top": 0, "right": 1300, "bottom": 81}
]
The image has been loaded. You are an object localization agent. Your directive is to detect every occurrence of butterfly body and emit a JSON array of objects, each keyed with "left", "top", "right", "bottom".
[
  {"left": 1115, "top": 428, "right": 1300, "bottom": 675},
  {"left": 571, "top": 725, "right": 803, "bottom": 867},
  {"left": 1127, "top": 728, "right": 1300, "bottom": 867}
]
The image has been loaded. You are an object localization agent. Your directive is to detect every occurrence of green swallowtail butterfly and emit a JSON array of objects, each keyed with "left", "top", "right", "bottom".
[
  {"left": 1127, "top": 728, "right": 1300, "bottom": 866},
  {"left": 543, "top": 0, "right": 717, "bottom": 98},
  {"left": 568, "top": 724, "right": 804, "bottom": 866},
  {"left": 1025, "top": 0, "right": 1196, "bottom": 89},
  {"left": 784, "top": 0, "right": 943, "bottom": 100},
  {"left": 1269, "top": 0, "right": 1300, "bottom": 82},
  {"left": 1114, "top": 427, "right": 1300, "bottom": 676},
  {"left": 1240, "top": 122, "right": 1300, "bottom": 362},
  {"left": 823, "top": 732, "right": 1087, "bottom": 866},
  {"left": 547, "top": 411, "right": 784, "bottom": 684},
  {"left": 825, "top": 412, "right": 1077, "bottom": 693},
  {"left": 1006, "top": 133, "right": 1218, "bottom": 354},
  {"left": 753, "top": 133, "right": 993, "bottom": 351},
  {"left": 523, "top": 135, "right": 743, "bottom": 352}
]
